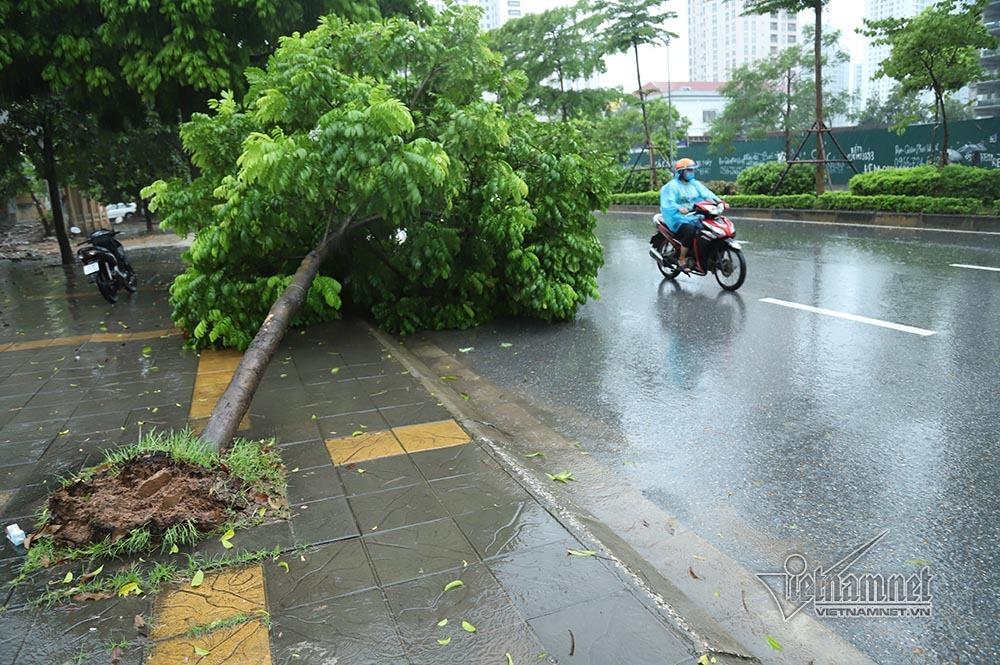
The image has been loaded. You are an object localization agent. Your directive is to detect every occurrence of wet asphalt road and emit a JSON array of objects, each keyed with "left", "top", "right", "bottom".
[{"left": 426, "top": 212, "right": 1000, "bottom": 664}]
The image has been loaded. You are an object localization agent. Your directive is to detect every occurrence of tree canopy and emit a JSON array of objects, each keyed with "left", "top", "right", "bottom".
[
  {"left": 710, "top": 30, "right": 848, "bottom": 158},
  {"left": 146, "top": 9, "right": 612, "bottom": 348},
  {"left": 862, "top": 0, "right": 996, "bottom": 165},
  {"left": 490, "top": 5, "right": 610, "bottom": 121}
]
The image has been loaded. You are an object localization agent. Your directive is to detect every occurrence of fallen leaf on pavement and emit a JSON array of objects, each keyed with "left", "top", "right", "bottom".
[
  {"left": 525, "top": 452, "right": 544, "bottom": 458},
  {"left": 546, "top": 471, "right": 575, "bottom": 483},
  {"left": 688, "top": 567, "right": 700, "bottom": 580},
  {"left": 461, "top": 620, "right": 476, "bottom": 633},
  {"left": 437, "top": 618, "right": 448, "bottom": 627},
  {"left": 459, "top": 347, "right": 474, "bottom": 353},
  {"left": 134, "top": 614, "right": 147, "bottom": 635},
  {"left": 500, "top": 342, "right": 513, "bottom": 348},
  {"left": 444, "top": 580, "right": 464, "bottom": 592},
  {"left": 567, "top": 549, "right": 596, "bottom": 557},
  {"left": 191, "top": 570, "right": 204, "bottom": 587},
  {"left": 194, "top": 645, "right": 211, "bottom": 656},
  {"left": 766, "top": 635, "right": 782, "bottom": 651},
  {"left": 437, "top": 637, "right": 451, "bottom": 646}
]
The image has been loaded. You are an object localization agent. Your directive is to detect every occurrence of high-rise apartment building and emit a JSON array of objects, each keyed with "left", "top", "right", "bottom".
[
  {"left": 688, "top": 0, "right": 800, "bottom": 82},
  {"left": 861, "top": 0, "right": 935, "bottom": 103},
  {"left": 977, "top": 0, "right": 1000, "bottom": 116},
  {"left": 427, "top": 0, "right": 524, "bottom": 31}
]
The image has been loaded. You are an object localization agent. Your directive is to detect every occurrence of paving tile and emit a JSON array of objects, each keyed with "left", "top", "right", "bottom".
[
  {"left": 487, "top": 541, "right": 624, "bottom": 619},
  {"left": 384, "top": 563, "right": 547, "bottom": 665},
  {"left": 392, "top": 419, "right": 471, "bottom": 454},
  {"left": 264, "top": 538, "right": 376, "bottom": 611},
  {"left": 0, "top": 463, "right": 35, "bottom": 492},
  {"left": 290, "top": 496, "right": 359, "bottom": 547},
  {"left": 152, "top": 565, "right": 266, "bottom": 640},
  {"left": 453, "top": 499, "right": 579, "bottom": 560},
  {"left": 379, "top": 401, "right": 453, "bottom": 428},
  {"left": 527, "top": 592, "right": 692, "bottom": 665},
  {"left": 18, "top": 595, "right": 150, "bottom": 665},
  {"left": 429, "top": 470, "right": 530, "bottom": 510},
  {"left": 349, "top": 482, "right": 445, "bottom": 533},
  {"left": 325, "top": 429, "right": 405, "bottom": 465},
  {"left": 339, "top": 452, "right": 424, "bottom": 496},
  {"left": 147, "top": 619, "right": 271, "bottom": 665},
  {"left": 270, "top": 588, "right": 406, "bottom": 664},
  {"left": 286, "top": 463, "right": 344, "bottom": 504},
  {"left": 366, "top": 518, "right": 477, "bottom": 586},
  {"left": 0, "top": 481, "right": 54, "bottom": 521},
  {"left": 0, "top": 438, "right": 50, "bottom": 467},
  {"left": 317, "top": 409, "right": 391, "bottom": 441},
  {"left": 278, "top": 438, "right": 331, "bottom": 470},
  {"left": 0, "top": 608, "right": 31, "bottom": 663},
  {"left": 409, "top": 443, "right": 502, "bottom": 481}
]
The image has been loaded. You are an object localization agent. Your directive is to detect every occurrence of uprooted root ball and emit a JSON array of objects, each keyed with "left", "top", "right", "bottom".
[{"left": 43, "top": 452, "right": 263, "bottom": 548}]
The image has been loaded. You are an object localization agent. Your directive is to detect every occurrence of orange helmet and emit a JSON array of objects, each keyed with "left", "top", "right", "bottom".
[{"left": 674, "top": 158, "right": 698, "bottom": 171}]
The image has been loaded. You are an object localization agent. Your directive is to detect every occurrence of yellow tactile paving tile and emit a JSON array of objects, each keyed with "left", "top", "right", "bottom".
[
  {"left": 151, "top": 565, "right": 266, "bottom": 641},
  {"left": 326, "top": 430, "right": 406, "bottom": 465},
  {"left": 392, "top": 419, "right": 471, "bottom": 453},
  {"left": 0, "top": 328, "right": 181, "bottom": 353},
  {"left": 147, "top": 618, "right": 271, "bottom": 665},
  {"left": 189, "top": 349, "right": 250, "bottom": 430}
]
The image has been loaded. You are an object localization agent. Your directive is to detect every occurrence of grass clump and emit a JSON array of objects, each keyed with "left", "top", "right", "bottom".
[{"left": 13, "top": 429, "right": 289, "bottom": 604}]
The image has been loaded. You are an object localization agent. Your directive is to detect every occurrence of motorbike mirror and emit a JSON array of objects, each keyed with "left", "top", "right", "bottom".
[{"left": 69, "top": 226, "right": 82, "bottom": 235}]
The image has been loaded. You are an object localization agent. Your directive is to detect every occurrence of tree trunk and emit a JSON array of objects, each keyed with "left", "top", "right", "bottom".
[
  {"left": 633, "top": 40, "right": 659, "bottom": 189},
  {"left": 41, "top": 114, "right": 74, "bottom": 265},
  {"left": 138, "top": 189, "right": 152, "bottom": 232},
  {"left": 785, "top": 70, "right": 793, "bottom": 160},
  {"left": 199, "top": 221, "right": 350, "bottom": 451},
  {"left": 30, "top": 192, "right": 52, "bottom": 236},
  {"left": 938, "top": 91, "right": 950, "bottom": 166},
  {"left": 813, "top": 0, "right": 826, "bottom": 194},
  {"left": 557, "top": 66, "right": 568, "bottom": 123}
]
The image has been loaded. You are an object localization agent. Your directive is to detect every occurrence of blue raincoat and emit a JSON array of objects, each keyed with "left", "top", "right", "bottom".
[{"left": 659, "top": 173, "right": 718, "bottom": 233}]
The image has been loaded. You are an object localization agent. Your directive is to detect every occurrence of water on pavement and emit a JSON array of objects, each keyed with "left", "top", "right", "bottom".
[{"left": 425, "top": 212, "right": 1000, "bottom": 664}]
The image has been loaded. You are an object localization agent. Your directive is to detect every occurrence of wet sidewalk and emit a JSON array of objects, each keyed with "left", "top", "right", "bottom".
[{"left": 0, "top": 253, "right": 714, "bottom": 664}]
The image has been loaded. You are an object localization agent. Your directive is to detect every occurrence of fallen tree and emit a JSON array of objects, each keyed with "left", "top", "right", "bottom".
[{"left": 146, "top": 9, "right": 613, "bottom": 450}]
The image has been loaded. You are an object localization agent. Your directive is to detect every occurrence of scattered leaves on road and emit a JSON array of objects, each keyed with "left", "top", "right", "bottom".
[
  {"left": 330, "top": 367, "right": 340, "bottom": 374},
  {"left": 191, "top": 570, "right": 204, "bottom": 588},
  {"left": 766, "top": 635, "right": 782, "bottom": 651},
  {"left": 460, "top": 393, "right": 470, "bottom": 400},
  {"left": 506, "top": 654, "right": 514, "bottom": 665},
  {"left": 437, "top": 637, "right": 451, "bottom": 646},
  {"left": 461, "top": 620, "right": 476, "bottom": 633},
  {"left": 444, "top": 580, "right": 464, "bottom": 592},
  {"left": 904, "top": 558, "right": 929, "bottom": 567},
  {"left": 524, "top": 451, "right": 544, "bottom": 458},
  {"left": 437, "top": 618, "right": 448, "bottom": 627},
  {"left": 567, "top": 549, "right": 596, "bottom": 557},
  {"left": 62, "top": 571, "right": 73, "bottom": 584},
  {"left": 193, "top": 645, "right": 211, "bottom": 657},
  {"left": 141, "top": 346, "right": 152, "bottom": 357},
  {"left": 117, "top": 581, "right": 142, "bottom": 597},
  {"left": 81, "top": 565, "right": 103, "bottom": 581},
  {"left": 219, "top": 528, "right": 235, "bottom": 550},
  {"left": 688, "top": 567, "right": 700, "bottom": 580},
  {"left": 459, "top": 347, "right": 474, "bottom": 353},
  {"left": 500, "top": 342, "right": 513, "bottom": 348},
  {"left": 440, "top": 375, "right": 458, "bottom": 381},
  {"left": 546, "top": 471, "right": 575, "bottom": 483},
  {"left": 278, "top": 561, "right": 290, "bottom": 573}
]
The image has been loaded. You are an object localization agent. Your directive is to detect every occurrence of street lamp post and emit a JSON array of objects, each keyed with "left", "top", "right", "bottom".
[{"left": 665, "top": 34, "right": 673, "bottom": 167}]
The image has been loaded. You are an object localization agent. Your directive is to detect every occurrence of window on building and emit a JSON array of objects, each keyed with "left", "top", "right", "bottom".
[
  {"left": 703, "top": 110, "right": 718, "bottom": 123},
  {"left": 771, "top": 33, "right": 778, "bottom": 43},
  {"left": 771, "top": 22, "right": 778, "bottom": 30},
  {"left": 509, "top": 8, "right": 520, "bottom": 15},
  {"left": 788, "top": 22, "right": 796, "bottom": 32},
  {"left": 771, "top": 45, "right": 778, "bottom": 53},
  {"left": 788, "top": 35, "right": 796, "bottom": 43}
]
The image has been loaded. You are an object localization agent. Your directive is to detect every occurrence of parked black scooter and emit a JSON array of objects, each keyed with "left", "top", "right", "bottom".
[{"left": 74, "top": 227, "right": 137, "bottom": 303}]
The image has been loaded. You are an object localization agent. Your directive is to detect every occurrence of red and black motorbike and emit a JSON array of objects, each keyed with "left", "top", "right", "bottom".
[{"left": 649, "top": 200, "right": 747, "bottom": 291}]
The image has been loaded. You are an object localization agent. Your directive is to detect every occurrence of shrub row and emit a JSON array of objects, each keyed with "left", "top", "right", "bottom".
[
  {"left": 849, "top": 165, "right": 1000, "bottom": 203},
  {"left": 610, "top": 191, "right": 990, "bottom": 215},
  {"left": 736, "top": 162, "right": 816, "bottom": 195}
]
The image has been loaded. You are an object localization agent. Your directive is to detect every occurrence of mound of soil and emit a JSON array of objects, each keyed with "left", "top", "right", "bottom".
[{"left": 44, "top": 452, "right": 253, "bottom": 548}]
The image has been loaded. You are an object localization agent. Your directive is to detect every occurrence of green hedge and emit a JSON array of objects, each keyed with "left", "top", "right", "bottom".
[
  {"left": 848, "top": 165, "right": 1000, "bottom": 203},
  {"left": 725, "top": 194, "right": 817, "bottom": 209},
  {"left": 736, "top": 161, "right": 816, "bottom": 195},
  {"left": 815, "top": 193, "right": 983, "bottom": 214},
  {"left": 610, "top": 191, "right": 990, "bottom": 215}
]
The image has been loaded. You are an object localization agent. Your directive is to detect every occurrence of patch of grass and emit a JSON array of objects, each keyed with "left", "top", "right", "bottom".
[
  {"left": 102, "top": 429, "right": 217, "bottom": 470},
  {"left": 224, "top": 438, "right": 284, "bottom": 491},
  {"left": 161, "top": 520, "right": 200, "bottom": 553},
  {"left": 184, "top": 610, "right": 271, "bottom": 638}
]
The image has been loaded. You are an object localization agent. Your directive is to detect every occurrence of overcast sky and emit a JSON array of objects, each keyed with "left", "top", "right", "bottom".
[{"left": 523, "top": 0, "right": 866, "bottom": 91}]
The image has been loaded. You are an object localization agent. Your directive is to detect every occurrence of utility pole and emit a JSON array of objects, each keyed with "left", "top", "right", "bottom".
[{"left": 666, "top": 34, "right": 674, "bottom": 166}]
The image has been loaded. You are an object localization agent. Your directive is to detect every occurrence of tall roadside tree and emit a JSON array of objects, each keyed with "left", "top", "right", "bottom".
[
  {"left": 146, "top": 10, "right": 613, "bottom": 450},
  {"left": 490, "top": 6, "right": 609, "bottom": 121},
  {"left": 862, "top": 0, "right": 996, "bottom": 166},
  {"left": 710, "top": 30, "right": 848, "bottom": 159},
  {"left": 589, "top": 0, "right": 676, "bottom": 188},
  {"left": 741, "top": 0, "right": 831, "bottom": 193}
]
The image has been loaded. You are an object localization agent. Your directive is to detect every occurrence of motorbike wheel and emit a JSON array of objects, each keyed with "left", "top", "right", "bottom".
[
  {"left": 95, "top": 271, "right": 118, "bottom": 304},
  {"left": 656, "top": 241, "right": 682, "bottom": 279},
  {"left": 124, "top": 270, "right": 137, "bottom": 294},
  {"left": 714, "top": 247, "right": 746, "bottom": 291}
]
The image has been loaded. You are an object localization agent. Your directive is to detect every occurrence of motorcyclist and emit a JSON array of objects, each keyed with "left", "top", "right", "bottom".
[{"left": 659, "top": 158, "right": 721, "bottom": 271}]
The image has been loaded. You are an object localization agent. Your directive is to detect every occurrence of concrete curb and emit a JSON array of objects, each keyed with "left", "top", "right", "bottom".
[
  {"left": 371, "top": 326, "right": 878, "bottom": 665},
  {"left": 609, "top": 204, "right": 1000, "bottom": 233}
]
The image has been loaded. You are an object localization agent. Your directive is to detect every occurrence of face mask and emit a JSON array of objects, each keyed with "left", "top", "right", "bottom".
[{"left": 682, "top": 170, "right": 695, "bottom": 182}]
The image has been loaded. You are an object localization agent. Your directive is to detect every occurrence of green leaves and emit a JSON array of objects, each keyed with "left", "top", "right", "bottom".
[
  {"left": 766, "top": 635, "right": 783, "bottom": 651},
  {"left": 191, "top": 570, "right": 204, "bottom": 588},
  {"left": 443, "top": 580, "right": 464, "bottom": 592},
  {"left": 567, "top": 549, "right": 596, "bottom": 557},
  {"left": 461, "top": 620, "right": 476, "bottom": 633},
  {"left": 219, "top": 528, "right": 235, "bottom": 550},
  {"left": 546, "top": 471, "right": 576, "bottom": 483}
]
